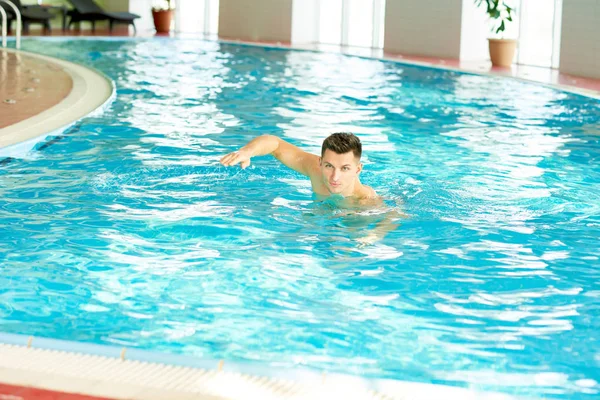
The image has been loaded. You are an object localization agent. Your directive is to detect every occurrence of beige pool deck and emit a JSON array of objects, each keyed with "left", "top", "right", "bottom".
[
  {"left": 0, "top": 50, "right": 72, "bottom": 129},
  {"left": 1, "top": 32, "right": 599, "bottom": 399},
  {"left": 0, "top": 47, "right": 113, "bottom": 155},
  {"left": 0, "top": 336, "right": 515, "bottom": 400}
]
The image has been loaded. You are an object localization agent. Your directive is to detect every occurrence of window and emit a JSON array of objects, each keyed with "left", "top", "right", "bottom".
[
  {"left": 319, "top": 0, "right": 343, "bottom": 45},
  {"left": 207, "top": 0, "right": 219, "bottom": 35},
  {"left": 347, "top": 0, "right": 374, "bottom": 48},
  {"left": 517, "top": 0, "right": 562, "bottom": 68},
  {"left": 175, "top": 0, "right": 219, "bottom": 35},
  {"left": 318, "top": 0, "right": 385, "bottom": 48}
]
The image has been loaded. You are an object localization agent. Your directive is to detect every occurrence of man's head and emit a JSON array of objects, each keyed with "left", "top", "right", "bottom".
[
  {"left": 321, "top": 132, "right": 362, "bottom": 160},
  {"left": 319, "top": 132, "right": 363, "bottom": 195}
]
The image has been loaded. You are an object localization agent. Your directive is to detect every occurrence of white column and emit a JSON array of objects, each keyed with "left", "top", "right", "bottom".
[
  {"left": 551, "top": 0, "right": 563, "bottom": 69},
  {"left": 383, "top": 0, "right": 463, "bottom": 59},
  {"left": 372, "top": 0, "right": 384, "bottom": 48},
  {"left": 218, "top": 0, "right": 293, "bottom": 42},
  {"left": 292, "top": 0, "right": 319, "bottom": 44},
  {"left": 559, "top": 0, "right": 600, "bottom": 79},
  {"left": 340, "top": 0, "right": 350, "bottom": 46}
]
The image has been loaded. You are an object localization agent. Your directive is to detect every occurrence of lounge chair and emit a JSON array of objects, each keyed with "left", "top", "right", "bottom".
[
  {"left": 1, "top": 0, "right": 54, "bottom": 33},
  {"left": 66, "top": 0, "right": 139, "bottom": 33}
]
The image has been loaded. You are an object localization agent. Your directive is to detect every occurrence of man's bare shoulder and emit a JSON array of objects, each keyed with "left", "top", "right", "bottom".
[
  {"left": 356, "top": 185, "right": 381, "bottom": 206},
  {"left": 363, "top": 185, "right": 377, "bottom": 198}
]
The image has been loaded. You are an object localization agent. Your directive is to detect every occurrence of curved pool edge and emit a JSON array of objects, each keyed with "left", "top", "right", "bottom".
[
  {"left": 0, "top": 332, "right": 514, "bottom": 400},
  {"left": 0, "top": 48, "right": 115, "bottom": 159}
]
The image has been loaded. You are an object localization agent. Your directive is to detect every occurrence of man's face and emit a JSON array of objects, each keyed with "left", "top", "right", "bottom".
[{"left": 319, "top": 149, "right": 362, "bottom": 195}]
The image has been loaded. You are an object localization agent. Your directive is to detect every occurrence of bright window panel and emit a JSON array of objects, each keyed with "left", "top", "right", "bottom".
[
  {"left": 517, "top": 0, "right": 557, "bottom": 67},
  {"left": 319, "top": 0, "right": 343, "bottom": 45},
  {"left": 208, "top": 0, "right": 219, "bottom": 35},
  {"left": 501, "top": 3, "right": 520, "bottom": 40},
  {"left": 374, "top": 0, "right": 386, "bottom": 48},
  {"left": 177, "top": 0, "right": 205, "bottom": 33},
  {"left": 347, "top": 0, "right": 374, "bottom": 48}
]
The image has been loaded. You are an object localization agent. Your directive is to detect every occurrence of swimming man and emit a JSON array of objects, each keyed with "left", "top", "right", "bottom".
[
  {"left": 219, "top": 132, "right": 378, "bottom": 204},
  {"left": 220, "top": 132, "right": 404, "bottom": 246}
]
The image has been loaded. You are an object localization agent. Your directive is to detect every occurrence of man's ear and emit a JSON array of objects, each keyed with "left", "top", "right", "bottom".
[
  {"left": 319, "top": 157, "right": 322, "bottom": 166},
  {"left": 357, "top": 162, "right": 363, "bottom": 174}
]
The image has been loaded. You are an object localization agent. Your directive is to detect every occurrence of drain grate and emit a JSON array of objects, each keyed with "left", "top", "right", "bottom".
[{"left": 0, "top": 344, "right": 394, "bottom": 400}]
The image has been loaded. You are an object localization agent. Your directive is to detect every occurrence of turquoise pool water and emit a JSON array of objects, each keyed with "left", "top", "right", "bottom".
[{"left": 1, "top": 38, "right": 600, "bottom": 398}]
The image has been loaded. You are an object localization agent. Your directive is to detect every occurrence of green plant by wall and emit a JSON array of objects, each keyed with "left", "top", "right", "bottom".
[{"left": 475, "top": 0, "right": 516, "bottom": 35}]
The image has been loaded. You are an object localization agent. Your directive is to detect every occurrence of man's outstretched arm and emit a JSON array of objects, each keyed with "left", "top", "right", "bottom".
[{"left": 220, "top": 135, "right": 318, "bottom": 176}]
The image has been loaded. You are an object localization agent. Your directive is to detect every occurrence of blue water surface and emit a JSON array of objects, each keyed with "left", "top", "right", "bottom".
[{"left": 1, "top": 38, "right": 600, "bottom": 399}]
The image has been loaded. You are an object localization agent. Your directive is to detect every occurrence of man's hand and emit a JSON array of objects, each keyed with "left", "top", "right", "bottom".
[{"left": 220, "top": 150, "right": 252, "bottom": 169}]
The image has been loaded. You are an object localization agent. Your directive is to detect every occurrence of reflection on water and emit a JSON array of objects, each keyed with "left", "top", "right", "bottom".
[{"left": 0, "top": 38, "right": 599, "bottom": 398}]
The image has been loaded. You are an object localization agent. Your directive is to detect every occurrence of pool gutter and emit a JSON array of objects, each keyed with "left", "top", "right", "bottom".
[{"left": 0, "top": 332, "right": 514, "bottom": 400}]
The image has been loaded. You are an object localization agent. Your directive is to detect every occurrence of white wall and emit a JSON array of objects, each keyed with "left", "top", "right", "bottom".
[
  {"left": 103, "top": 0, "right": 155, "bottom": 32},
  {"left": 129, "top": 0, "right": 155, "bottom": 33},
  {"left": 384, "top": 0, "right": 463, "bottom": 59},
  {"left": 218, "top": 0, "right": 293, "bottom": 42},
  {"left": 559, "top": 0, "right": 600, "bottom": 79}
]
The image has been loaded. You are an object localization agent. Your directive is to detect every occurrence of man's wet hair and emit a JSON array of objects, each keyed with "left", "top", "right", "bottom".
[{"left": 321, "top": 132, "right": 362, "bottom": 159}]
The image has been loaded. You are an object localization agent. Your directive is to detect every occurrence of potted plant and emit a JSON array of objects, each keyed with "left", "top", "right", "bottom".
[
  {"left": 476, "top": 0, "right": 517, "bottom": 67},
  {"left": 152, "top": 0, "right": 174, "bottom": 34}
]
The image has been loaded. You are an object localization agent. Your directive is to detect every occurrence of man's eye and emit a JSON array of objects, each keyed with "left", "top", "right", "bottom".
[{"left": 342, "top": 167, "right": 349, "bottom": 171}]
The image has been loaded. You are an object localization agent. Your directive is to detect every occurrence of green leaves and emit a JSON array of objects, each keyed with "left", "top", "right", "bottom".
[
  {"left": 496, "top": 20, "right": 505, "bottom": 34},
  {"left": 476, "top": 0, "right": 516, "bottom": 34}
]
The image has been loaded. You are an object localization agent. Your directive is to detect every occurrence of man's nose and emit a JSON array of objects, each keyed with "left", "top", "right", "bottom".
[{"left": 332, "top": 169, "right": 340, "bottom": 181}]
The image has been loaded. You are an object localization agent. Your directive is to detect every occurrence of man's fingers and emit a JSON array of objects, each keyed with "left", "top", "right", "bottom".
[
  {"left": 229, "top": 154, "right": 242, "bottom": 166},
  {"left": 219, "top": 153, "right": 231, "bottom": 165},
  {"left": 220, "top": 151, "right": 250, "bottom": 168},
  {"left": 220, "top": 152, "right": 239, "bottom": 166}
]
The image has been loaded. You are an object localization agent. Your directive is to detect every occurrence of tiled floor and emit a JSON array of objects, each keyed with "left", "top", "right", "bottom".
[
  {"left": 0, "top": 50, "right": 72, "bottom": 129},
  {"left": 384, "top": 52, "right": 600, "bottom": 95},
  {"left": 0, "top": 383, "right": 111, "bottom": 400}
]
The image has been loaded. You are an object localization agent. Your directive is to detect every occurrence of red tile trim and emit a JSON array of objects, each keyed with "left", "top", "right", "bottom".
[{"left": 0, "top": 383, "right": 112, "bottom": 400}]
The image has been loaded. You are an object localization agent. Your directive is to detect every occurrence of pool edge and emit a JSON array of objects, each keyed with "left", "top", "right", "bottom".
[
  {"left": 0, "top": 332, "right": 515, "bottom": 400},
  {"left": 0, "top": 48, "right": 115, "bottom": 158}
]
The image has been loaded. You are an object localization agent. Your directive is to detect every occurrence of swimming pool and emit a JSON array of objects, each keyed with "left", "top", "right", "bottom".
[{"left": 1, "top": 38, "right": 599, "bottom": 399}]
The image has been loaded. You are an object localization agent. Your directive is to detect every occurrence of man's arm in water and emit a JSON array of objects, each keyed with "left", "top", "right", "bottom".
[{"left": 220, "top": 135, "right": 318, "bottom": 177}]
